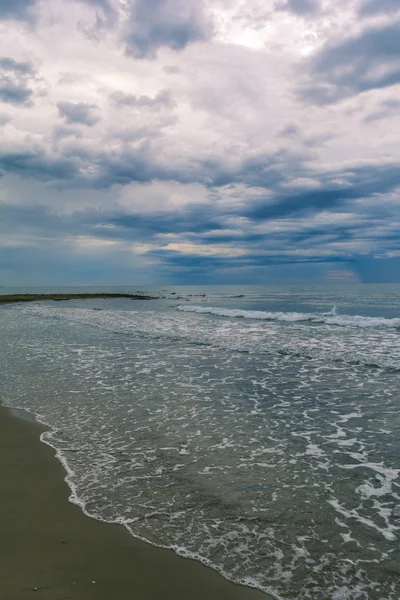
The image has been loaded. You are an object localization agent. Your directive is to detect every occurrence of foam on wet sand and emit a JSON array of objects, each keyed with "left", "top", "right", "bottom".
[{"left": 0, "top": 404, "right": 268, "bottom": 600}]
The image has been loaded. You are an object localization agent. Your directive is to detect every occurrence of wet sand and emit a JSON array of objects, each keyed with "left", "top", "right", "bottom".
[{"left": 0, "top": 405, "right": 269, "bottom": 600}]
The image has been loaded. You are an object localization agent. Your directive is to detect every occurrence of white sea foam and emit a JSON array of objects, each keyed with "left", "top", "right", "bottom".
[
  {"left": 1, "top": 295, "right": 400, "bottom": 600},
  {"left": 14, "top": 302, "right": 400, "bottom": 371},
  {"left": 177, "top": 305, "right": 400, "bottom": 329}
]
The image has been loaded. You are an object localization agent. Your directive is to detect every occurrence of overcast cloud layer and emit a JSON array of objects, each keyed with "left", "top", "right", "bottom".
[{"left": 1, "top": 0, "right": 399, "bottom": 285}]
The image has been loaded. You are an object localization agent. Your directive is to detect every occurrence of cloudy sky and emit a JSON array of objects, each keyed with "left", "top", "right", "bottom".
[{"left": 1, "top": 0, "right": 399, "bottom": 285}]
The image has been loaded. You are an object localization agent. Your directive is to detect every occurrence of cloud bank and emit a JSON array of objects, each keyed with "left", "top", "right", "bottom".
[{"left": 1, "top": 0, "right": 399, "bottom": 284}]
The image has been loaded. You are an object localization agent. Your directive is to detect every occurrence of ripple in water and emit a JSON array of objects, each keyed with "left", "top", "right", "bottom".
[{"left": 0, "top": 301, "right": 399, "bottom": 600}]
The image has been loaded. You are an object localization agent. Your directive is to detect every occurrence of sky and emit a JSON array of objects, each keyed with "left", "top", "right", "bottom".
[{"left": 1, "top": 0, "right": 400, "bottom": 286}]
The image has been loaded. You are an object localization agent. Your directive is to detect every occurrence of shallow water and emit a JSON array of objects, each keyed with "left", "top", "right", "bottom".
[{"left": 1, "top": 284, "right": 399, "bottom": 599}]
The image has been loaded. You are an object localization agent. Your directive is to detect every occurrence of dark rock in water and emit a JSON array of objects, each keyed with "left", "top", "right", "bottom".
[{"left": 0, "top": 293, "right": 157, "bottom": 305}]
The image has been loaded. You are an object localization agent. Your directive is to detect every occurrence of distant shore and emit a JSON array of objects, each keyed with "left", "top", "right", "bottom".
[
  {"left": 0, "top": 404, "right": 269, "bottom": 600},
  {"left": 0, "top": 292, "right": 156, "bottom": 304}
]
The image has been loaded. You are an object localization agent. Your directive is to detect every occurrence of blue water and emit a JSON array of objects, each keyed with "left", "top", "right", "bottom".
[{"left": 1, "top": 284, "right": 400, "bottom": 599}]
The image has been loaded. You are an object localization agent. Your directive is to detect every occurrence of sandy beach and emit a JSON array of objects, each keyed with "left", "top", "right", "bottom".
[{"left": 0, "top": 404, "right": 268, "bottom": 600}]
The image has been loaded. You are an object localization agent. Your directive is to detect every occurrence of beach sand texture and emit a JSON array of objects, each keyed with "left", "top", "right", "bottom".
[{"left": 0, "top": 405, "right": 268, "bottom": 600}]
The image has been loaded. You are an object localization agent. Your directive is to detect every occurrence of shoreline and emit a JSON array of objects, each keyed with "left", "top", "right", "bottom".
[
  {"left": 0, "top": 293, "right": 156, "bottom": 304},
  {"left": 0, "top": 404, "right": 270, "bottom": 600}
]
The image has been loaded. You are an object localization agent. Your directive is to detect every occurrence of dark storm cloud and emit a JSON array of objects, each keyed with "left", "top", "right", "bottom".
[
  {"left": 0, "top": 0, "right": 37, "bottom": 20},
  {"left": 300, "top": 22, "right": 400, "bottom": 104},
  {"left": 57, "top": 101, "right": 101, "bottom": 126},
  {"left": 91, "top": 145, "right": 300, "bottom": 191},
  {"left": 0, "top": 195, "right": 226, "bottom": 259},
  {"left": 359, "top": 0, "right": 400, "bottom": 16},
  {"left": 0, "top": 202, "right": 113, "bottom": 244},
  {"left": 275, "top": 0, "right": 321, "bottom": 16},
  {"left": 101, "top": 162, "right": 400, "bottom": 248},
  {"left": 2, "top": 124, "right": 400, "bottom": 223},
  {"left": 112, "top": 207, "right": 224, "bottom": 237},
  {"left": 1, "top": 175, "right": 398, "bottom": 283},
  {"left": 110, "top": 89, "right": 176, "bottom": 110},
  {"left": 0, "top": 56, "right": 36, "bottom": 105},
  {"left": 0, "top": 82, "right": 32, "bottom": 104},
  {"left": 249, "top": 188, "right": 353, "bottom": 221},
  {"left": 248, "top": 162, "right": 400, "bottom": 221},
  {"left": 52, "top": 126, "right": 83, "bottom": 143},
  {"left": 123, "top": 0, "right": 213, "bottom": 59},
  {"left": 88, "top": 146, "right": 172, "bottom": 187},
  {"left": 178, "top": 149, "right": 307, "bottom": 194},
  {"left": 146, "top": 251, "right": 246, "bottom": 274},
  {"left": 147, "top": 249, "right": 351, "bottom": 278},
  {"left": 1, "top": 139, "right": 279, "bottom": 190},
  {"left": 0, "top": 57, "right": 35, "bottom": 74},
  {"left": 0, "top": 196, "right": 390, "bottom": 262},
  {"left": 1, "top": 137, "right": 176, "bottom": 189},
  {"left": 0, "top": 150, "right": 78, "bottom": 181}
]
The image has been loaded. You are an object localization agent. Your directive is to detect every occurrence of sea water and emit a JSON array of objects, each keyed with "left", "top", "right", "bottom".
[{"left": 0, "top": 284, "right": 399, "bottom": 599}]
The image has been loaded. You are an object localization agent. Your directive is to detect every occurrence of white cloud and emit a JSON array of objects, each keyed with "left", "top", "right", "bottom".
[
  {"left": 161, "top": 242, "right": 248, "bottom": 257},
  {"left": 1, "top": 0, "right": 400, "bottom": 283}
]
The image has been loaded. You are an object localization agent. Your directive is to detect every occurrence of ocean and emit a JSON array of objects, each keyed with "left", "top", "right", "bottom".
[{"left": 1, "top": 284, "right": 399, "bottom": 600}]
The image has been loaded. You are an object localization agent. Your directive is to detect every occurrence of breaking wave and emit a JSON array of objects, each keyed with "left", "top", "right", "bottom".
[{"left": 177, "top": 305, "right": 400, "bottom": 329}]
